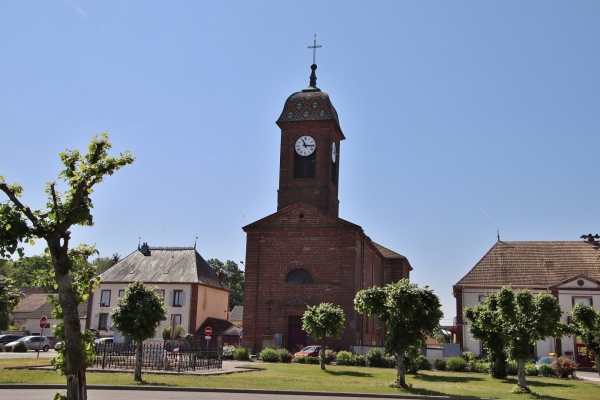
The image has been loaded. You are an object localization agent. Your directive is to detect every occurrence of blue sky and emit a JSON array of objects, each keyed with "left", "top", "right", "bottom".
[{"left": 1, "top": 1, "right": 599, "bottom": 323}]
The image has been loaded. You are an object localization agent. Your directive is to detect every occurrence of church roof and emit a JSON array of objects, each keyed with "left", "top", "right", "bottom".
[
  {"left": 276, "top": 64, "right": 344, "bottom": 136},
  {"left": 99, "top": 245, "right": 229, "bottom": 291},
  {"left": 454, "top": 240, "right": 600, "bottom": 289},
  {"left": 373, "top": 242, "right": 408, "bottom": 261}
]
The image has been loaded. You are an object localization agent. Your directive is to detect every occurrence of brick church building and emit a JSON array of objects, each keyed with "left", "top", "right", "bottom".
[{"left": 242, "top": 61, "right": 412, "bottom": 354}]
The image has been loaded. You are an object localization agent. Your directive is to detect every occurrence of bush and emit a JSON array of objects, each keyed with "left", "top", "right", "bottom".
[
  {"left": 306, "top": 356, "right": 320, "bottom": 364},
  {"left": 524, "top": 362, "right": 538, "bottom": 376},
  {"left": 433, "top": 358, "right": 446, "bottom": 371},
  {"left": 259, "top": 348, "right": 280, "bottom": 362},
  {"left": 293, "top": 355, "right": 307, "bottom": 364},
  {"left": 12, "top": 341, "right": 28, "bottom": 353},
  {"left": 365, "top": 348, "right": 385, "bottom": 368},
  {"left": 554, "top": 357, "right": 577, "bottom": 378},
  {"left": 414, "top": 355, "right": 432, "bottom": 371},
  {"left": 162, "top": 326, "right": 172, "bottom": 340},
  {"left": 464, "top": 351, "right": 476, "bottom": 363},
  {"left": 355, "top": 354, "right": 366, "bottom": 367},
  {"left": 446, "top": 357, "right": 467, "bottom": 372},
  {"left": 335, "top": 350, "right": 355, "bottom": 366},
  {"left": 233, "top": 347, "right": 250, "bottom": 361},
  {"left": 468, "top": 360, "right": 489, "bottom": 374},
  {"left": 222, "top": 345, "right": 235, "bottom": 360},
  {"left": 173, "top": 324, "right": 186, "bottom": 339},
  {"left": 0, "top": 344, "right": 4, "bottom": 352},
  {"left": 278, "top": 349, "right": 292, "bottom": 363},
  {"left": 538, "top": 363, "right": 554, "bottom": 377},
  {"left": 506, "top": 360, "right": 518, "bottom": 376}
]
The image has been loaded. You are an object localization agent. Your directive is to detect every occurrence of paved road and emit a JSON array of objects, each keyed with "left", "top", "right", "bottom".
[
  {"left": 0, "top": 349, "right": 57, "bottom": 359},
  {"left": 0, "top": 388, "right": 427, "bottom": 400}
]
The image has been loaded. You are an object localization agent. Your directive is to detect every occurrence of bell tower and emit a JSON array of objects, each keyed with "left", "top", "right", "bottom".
[{"left": 275, "top": 62, "right": 345, "bottom": 217}]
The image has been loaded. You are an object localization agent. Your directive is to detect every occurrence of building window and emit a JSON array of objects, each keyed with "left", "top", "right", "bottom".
[
  {"left": 171, "top": 314, "right": 182, "bottom": 327},
  {"left": 478, "top": 295, "right": 487, "bottom": 303},
  {"left": 573, "top": 297, "right": 592, "bottom": 307},
  {"left": 118, "top": 290, "right": 125, "bottom": 299},
  {"left": 100, "top": 290, "right": 111, "bottom": 307},
  {"left": 294, "top": 151, "right": 316, "bottom": 178},
  {"left": 98, "top": 313, "right": 109, "bottom": 330},
  {"left": 172, "top": 290, "right": 185, "bottom": 307},
  {"left": 285, "top": 268, "right": 313, "bottom": 283}
]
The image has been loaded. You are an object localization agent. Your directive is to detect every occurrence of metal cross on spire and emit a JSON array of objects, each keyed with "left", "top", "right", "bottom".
[{"left": 308, "top": 34, "right": 322, "bottom": 65}]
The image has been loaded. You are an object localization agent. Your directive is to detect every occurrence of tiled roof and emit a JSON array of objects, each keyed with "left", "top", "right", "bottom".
[
  {"left": 229, "top": 305, "right": 243, "bottom": 321},
  {"left": 25, "top": 296, "right": 88, "bottom": 319},
  {"left": 99, "top": 247, "right": 229, "bottom": 290},
  {"left": 455, "top": 241, "right": 600, "bottom": 288},
  {"left": 13, "top": 294, "right": 50, "bottom": 313},
  {"left": 373, "top": 242, "right": 407, "bottom": 260}
]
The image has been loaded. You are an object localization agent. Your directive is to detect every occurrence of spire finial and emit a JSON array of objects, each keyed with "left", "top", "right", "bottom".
[{"left": 308, "top": 34, "right": 322, "bottom": 65}]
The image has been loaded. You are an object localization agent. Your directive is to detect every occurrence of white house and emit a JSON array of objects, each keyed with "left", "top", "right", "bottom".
[
  {"left": 453, "top": 235, "right": 600, "bottom": 368},
  {"left": 87, "top": 243, "right": 230, "bottom": 342}
]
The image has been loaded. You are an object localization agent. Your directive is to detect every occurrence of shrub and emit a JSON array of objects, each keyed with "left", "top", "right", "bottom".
[
  {"left": 414, "top": 355, "right": 432, "bottom": 371},
  {"left": 554, "top": 357, "right": 577, "bottom": 378},
  {"left": 0, "top": 344, "right": 4, "bottom": 352},
  {"left": 355, "top": 354, "right": 366, "bottom": 367},
  {"left": 293, "top": 355, "right": 307, "bottom": 364},
  {"left": 278, "top": 349, "right": 292, "bottom": 363},
  {"left": 365, "top": 348, "right": 385, "bottom": 368},
  {"left": 464, "top": 351, "right": 476, "bottom": 363},
  {"left": 162, "top": 326, "right": 172, "bottom": 340},
  {"left": 524, "top": 362, "right": 538, "bottom": 376},
  {"left": 386, "top": 357, "right": 398, "bottom": 369},
  {"left": 446, "top": 357, "right": 467, "bottom": 372},
  {"left": 538, "top": 363, "right": 555, "bottom": 377},
  {"left": 222, "top": 345, "right": 235, "bottom": 360},
  {"left": 12, "top": 341, "right": 28, "bottom": 353},
  {"left": 306, "top": 356, "right": 320, "bottom": 364},
  {"left": 468, "top": 360, "right": 489, "bottom": 374},
  {"left": 259, "top": 348, "right": 280, "bottom": 362},
  {"left": 233, "top": 347, "right": 250, "bottom": 361},
  {"left": 506, "top": 360, "right": 518, "bottom": 376},
  {"left": 433, "top": 358, "right": 446, "bottom": 371},
  {"left": 173, "top": 324, "right": 186, "bottom": 339},
  {"left": 335, "top": 350, "right": 355, "bottom": 366}
]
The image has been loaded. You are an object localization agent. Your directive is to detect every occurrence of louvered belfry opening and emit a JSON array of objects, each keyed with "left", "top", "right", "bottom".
[{"left": 293, "top": 151, "right": 316, "bottom": 178}]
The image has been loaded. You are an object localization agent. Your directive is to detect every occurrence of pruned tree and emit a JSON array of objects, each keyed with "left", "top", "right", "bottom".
[
  {"left": 354, "top": 279, "right": 443, "bottom": 388},
  {"left": 0, "top": 275, "right": 21, "bottom": 330},
  {"left": 466, "top": 286, "right": 563, "bottom": 393},
  {"left": 0, "top": 133, "right": 134, "bottom": 400},
  {"left": 465, "top": 295, "right": 508, "bottom": 379},
  {"left": 569, "top": 302, "right": 600, "bottom": 377},
  {"left": 301, "top": 302, "right": 345, "bottom": 370},
  {"left": 110, "top": 281, "right": 167, "bottom": 382}
]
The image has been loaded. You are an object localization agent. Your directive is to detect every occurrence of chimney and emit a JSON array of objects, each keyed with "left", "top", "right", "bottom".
[
  {"left": 140, "top": 242, "right": 151, "bottom": 256},
  {"left": 218, "top": 271, "right": 226, "bottom": 284},
  {"left": 580, "top": 234, "right": 600, "bottom": 245}
]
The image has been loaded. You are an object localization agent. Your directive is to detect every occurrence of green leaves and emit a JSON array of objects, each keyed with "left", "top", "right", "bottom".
[{"left": 302, "top": 302, "right": 346, "bottom": 340}]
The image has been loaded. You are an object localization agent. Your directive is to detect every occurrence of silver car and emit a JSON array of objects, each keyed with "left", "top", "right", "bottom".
[{"left": 5, "top": 336, "right": 51, "bottom": 352}]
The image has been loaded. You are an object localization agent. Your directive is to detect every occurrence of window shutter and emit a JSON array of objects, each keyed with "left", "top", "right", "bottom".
[
  {"left": 93, "top": 314, "right": 99, "bottom": 329},
  {"left": 169, "top": 291, "right": 174, "bottom": 306},
  {"left": 107, "top": 316, "right": 112, "bottom": 329},
  {"left": 181, "top": 291, "right": 186, "bottom": 306}
]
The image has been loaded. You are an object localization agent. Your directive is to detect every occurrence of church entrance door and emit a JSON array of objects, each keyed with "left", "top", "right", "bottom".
[{"left": 288, "top": 316, "right": 307, "bottom": 353}]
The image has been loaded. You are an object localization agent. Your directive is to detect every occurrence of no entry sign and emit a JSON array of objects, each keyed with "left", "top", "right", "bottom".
[
  {"left": 39, "top": 316, "right": 47, "bottom": 329},
  {"left": 204, "top": 326, "right": 212, "bottom": 336}
]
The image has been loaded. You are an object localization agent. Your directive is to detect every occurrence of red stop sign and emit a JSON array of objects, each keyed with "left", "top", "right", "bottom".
[
  {"left": 39, "top": 316, "right": 47, "bottom": 329},
  {"left": 204, "top": 327, "right": 212, "bottom": 336}
]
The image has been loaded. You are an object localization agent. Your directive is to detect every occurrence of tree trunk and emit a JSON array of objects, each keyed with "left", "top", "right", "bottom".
[
  {"left": 517, "top": 359, "right": 527, "bottom": 389},
  {"left": 134, "top": 341, "right": 143, "bottom": 381},
  {"left": 595, "top": 353, "right": 600, "bottom": 378},
  {"left": 53, "top": 249, "right": 88, "bottom": 400},
  {"left": 320, "top": 342, "right": 326, "bottom": 370},
  {"left": 396, "top": 355, "right": 406, "bottom": 388}
]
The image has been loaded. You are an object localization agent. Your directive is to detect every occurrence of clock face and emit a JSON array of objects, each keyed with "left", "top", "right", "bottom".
[
  {"left": 295, "top": 136, "right": 316, "bottom": 156},
  {"left": 332, "top": 142, "right": 337, "bottom": 163}
]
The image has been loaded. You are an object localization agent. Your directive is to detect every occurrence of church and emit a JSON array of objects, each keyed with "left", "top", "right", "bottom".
[{"left": 242, "top": 55, "right": 413, "bottom": 354}]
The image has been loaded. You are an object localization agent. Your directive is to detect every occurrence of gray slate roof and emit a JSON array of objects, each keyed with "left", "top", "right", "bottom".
[
  {"left": 454, "top": 241, "right": 600, "bottom": 289},
  {"left": 99, "top": 246, "right": 229, "bottom": 290}
]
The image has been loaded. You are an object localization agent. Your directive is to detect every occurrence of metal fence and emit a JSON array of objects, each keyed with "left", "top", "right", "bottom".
[{"left": 93, "top": 343, "right": 223, "bottom": 372}]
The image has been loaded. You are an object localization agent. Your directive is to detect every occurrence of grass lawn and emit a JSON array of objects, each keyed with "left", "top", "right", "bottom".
[{"left": 1, "top": 358, "right": 599, "bottom": 399}]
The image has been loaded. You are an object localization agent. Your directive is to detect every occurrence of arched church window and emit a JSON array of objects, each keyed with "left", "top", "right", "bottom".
[{"left": 285, "top": 268, "right": 314, "bottom": 283}]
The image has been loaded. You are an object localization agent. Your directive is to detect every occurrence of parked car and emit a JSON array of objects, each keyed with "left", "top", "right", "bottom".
[
  {"left": 536, "top": 356, "right": 557, "bottom": 369},
  {"left": 294, "top": 345, "right": 322, "bottom": 357},
  {"left": 5, "top": 336, "right": 51, "bottom": 352},
  {"left": 94, "top": 338, "right": 113, "bottom": 345},
  {"left": 0, "top": 334, "right": 23, "bottom": 345},
  {"left": 54, "top": 341, "right": 65, "bottom": 351}
]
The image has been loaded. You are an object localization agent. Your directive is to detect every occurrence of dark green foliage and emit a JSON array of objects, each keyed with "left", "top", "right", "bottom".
[
  {"left": 278, "top": 349, "right": 292, "bottom": 363},
  {"left": 335, "top": 350, "right": 354, "bottom": 366},
  {"left": 12, "top": 341, "right": 28, "bottom": 352},
  {"left": 306, "top": 356, "right": 320, "bottom": 364},
  {"left": 488, "top": 355, "right": 508, "bottom": 379},
  {"left": 538, "top": 363, "right": 554, "bottom": 377},
  {"left": 468, "top": 360, "right": 489, "bottom": 373},
  {"left": 233, "top": 347, "right": 250, "bottom": 361},
  {"left": 433, "top": 358, "right": 446, "bottom": 370},
  {"left": 259, "top": 348, "right": 280, "bottom": 362},
  {"left": 355, "top": 354, "right": 366, "bottom": 367},
  {"left": 506, "top": 360, "right": 519, "bottom": 375},
  {"left": 365, "top": 348, "right": 385, "bottom": 368},
  {"left": 414, "top": 355, "right": 432, "bottom": 371},
  {"left": 0, "top": 344, "right": 4, "bottom": 352},
  {"left": 569, "top": 303, "right": 600, "bottom": 373},
  {"left": 446, "top": 357, "right": 467, "bottom": 372},
  {"left": 0, "top": 275, "right": 21, "bottom": 330},
  {"left": 524, "top": 363, "right": 538, "bottom": 376},
  {"left": 293, "top": 355, "right": 307, "bottom": 364}
]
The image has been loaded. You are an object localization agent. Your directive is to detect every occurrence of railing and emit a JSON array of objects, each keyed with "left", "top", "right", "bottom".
[{"left": 93, "top": 342, "right": 223, "bottom": 372}]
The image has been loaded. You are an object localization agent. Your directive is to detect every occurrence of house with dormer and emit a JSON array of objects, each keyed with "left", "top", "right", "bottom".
[
  {"left": 87, "top": 243, "right": 230, "bottom": 343},
  {"left": 453, "top": 235, "right": 600, "bottom": 368}
]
